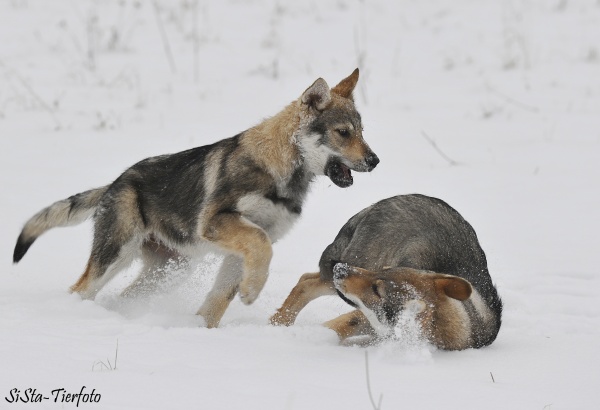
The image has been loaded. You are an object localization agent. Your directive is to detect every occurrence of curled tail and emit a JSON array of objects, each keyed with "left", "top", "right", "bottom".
[{"left": 13, "top": 186, "right": 109, "bottom": 263}]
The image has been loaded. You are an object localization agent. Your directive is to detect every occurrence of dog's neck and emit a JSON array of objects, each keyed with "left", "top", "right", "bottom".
[{"left": 240, "top": 100, "right": 314, "bottom": 181}]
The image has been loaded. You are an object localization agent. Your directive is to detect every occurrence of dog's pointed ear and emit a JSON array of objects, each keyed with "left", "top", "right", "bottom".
[
  {"left": 434, "top": 275, "right": 472, "bottom": 301},
  {"left": 301, "top": 78, "right": 331, "bottom": 111},
  {"left": 331, "top": 68, "right": 359, "bottom": 99}
]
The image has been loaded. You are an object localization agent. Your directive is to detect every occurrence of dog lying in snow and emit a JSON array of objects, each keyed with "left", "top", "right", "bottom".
[{"left": 271, "top": 194, "right": 502, "bottom": 350}]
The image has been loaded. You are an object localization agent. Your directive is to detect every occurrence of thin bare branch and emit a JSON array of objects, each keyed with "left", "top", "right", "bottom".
[
  {"left": 3, "top": 66, "right": 62, "bottom": 129},
  {"left": 114, "top": 339, "right": 119, "bottom": 370},
  {"left": 365, "top": 351, "right": 383, "bottom": 410},
  {"left": 192, "top": 0, "right": 199, "bottom": 83},
  {"left": 421, "top": 131, "right": 460, "bottom": 166},
  {"left": 152, "top": 1, "right": 177, "bottom": 74},
  {"left": 485, "top": 82, "right": 538, "bottom": 113}
]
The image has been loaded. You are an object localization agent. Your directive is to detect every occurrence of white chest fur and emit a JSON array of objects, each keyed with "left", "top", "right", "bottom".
[{"left": 236, "top": 193, "right": 300, "bottom": 243}]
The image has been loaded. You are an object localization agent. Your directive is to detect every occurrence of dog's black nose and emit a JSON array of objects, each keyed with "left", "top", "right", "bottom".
[
  {"left": 365, "top": 152, "right": 380, "bottom": 171},
  {"left": 333, "top": 263, "right": 349, "bottom": 279}
]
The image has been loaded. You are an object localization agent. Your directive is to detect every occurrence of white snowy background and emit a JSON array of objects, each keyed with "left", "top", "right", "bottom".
[{"left": 1, "top": 0, "right": 599, "bottom": 409}]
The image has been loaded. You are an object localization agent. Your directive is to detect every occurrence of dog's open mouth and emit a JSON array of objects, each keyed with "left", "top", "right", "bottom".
[{"left": 325, "top": 159, "right": 353, "bottom": 188}]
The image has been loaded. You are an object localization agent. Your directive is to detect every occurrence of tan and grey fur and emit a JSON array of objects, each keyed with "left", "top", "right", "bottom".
[
  {"left": 271, "top": 194, "right": 502, "bottom": 350},
  {"left": 13, "top": 69, "right": 379, "bottom": 328}
]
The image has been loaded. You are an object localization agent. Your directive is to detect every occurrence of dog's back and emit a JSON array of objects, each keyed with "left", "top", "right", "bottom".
[{"left": 319, "top": 194, "right": 502, "bottom": 347}]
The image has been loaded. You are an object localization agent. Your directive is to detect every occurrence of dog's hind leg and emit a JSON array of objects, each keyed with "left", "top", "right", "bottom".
[
  {"left": 196, "top": 254, "right": 243, "bottom": 328},
  {"left": 269, "top": 272, "right": 336, "bottom": 326},
  {"left": 120, "top": 238, "right": 188, "bottom": 298},
  {"left": 324, "top": 310, "right": 373, "bottom": 344},
  {"left": 70, "top": 187, "right": 144, "bottom": 300},
  {"left": 202, "top": 212, "right": 272, "bottom": 306},
  {"left": 71, "top": 236, "right": 141, "bottom": 300}
]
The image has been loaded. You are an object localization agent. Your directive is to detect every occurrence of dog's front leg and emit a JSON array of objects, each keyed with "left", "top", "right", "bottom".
[
  {"left": 203, "top": 212, "right": 273, "bottom": 306},
  {"left": 197, "top": 254, "right": 243, "bottom": 328},
  {"left": 270, "top": 272, "right": 336, "bottom": 326}
]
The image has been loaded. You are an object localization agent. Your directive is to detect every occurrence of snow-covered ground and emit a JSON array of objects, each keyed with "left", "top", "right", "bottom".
[{"left": 1, "top": 1, "right": 599, "bottom": 408}]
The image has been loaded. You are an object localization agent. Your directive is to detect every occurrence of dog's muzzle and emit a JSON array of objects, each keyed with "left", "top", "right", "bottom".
[
  {"left": 333, "top": 262, "right": 350, "bottom": 280},
  {"left": 365, "top": 152, "right": 380, "bottom": 171},
  {"left": 333, "top": 263, "right": 360, "bottom": 308}
]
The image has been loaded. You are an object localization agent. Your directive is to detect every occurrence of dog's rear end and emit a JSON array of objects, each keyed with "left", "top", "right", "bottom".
[{"left": 271, "top": 194, "right": 502, "bottom": 349}]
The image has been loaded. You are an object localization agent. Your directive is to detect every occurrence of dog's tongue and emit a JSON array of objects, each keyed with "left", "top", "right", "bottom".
[{"left": 341, "top": 163, "right": 352, "bottom": 179}]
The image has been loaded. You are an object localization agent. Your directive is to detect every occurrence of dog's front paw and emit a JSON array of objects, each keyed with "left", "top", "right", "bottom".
[
  {"left": 340, "top": 335, "right": 378, "bottom": 347},
  {"left": 269, "top": 311, "right": 293, "bottom": 326},
  {"left": 196, "top": 308, "right": 220, "bottom": 328},
  {"left": 239, "top": 281, "right": 261, "bottom": 305},
  {"left": 239, "top": 269, "right": 268, "bottom": 305}
]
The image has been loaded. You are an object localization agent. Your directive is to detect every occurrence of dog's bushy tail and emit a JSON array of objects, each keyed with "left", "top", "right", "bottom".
[{"left": 13, "top": 186, "right": 109, "bottom": 263}]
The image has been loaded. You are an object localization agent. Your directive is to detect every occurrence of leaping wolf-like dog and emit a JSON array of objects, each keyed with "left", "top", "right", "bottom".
[{"left": 13, "top": 69, "right": 379, "bottom": 328}]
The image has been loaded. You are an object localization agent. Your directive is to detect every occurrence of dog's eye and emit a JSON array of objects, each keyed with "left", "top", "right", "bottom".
[
  {"left": 337, "top": 129, "right": 350, "bottom": 137},
  {"left": 372, "top": 283, "right": 381, "bottom": 298}
]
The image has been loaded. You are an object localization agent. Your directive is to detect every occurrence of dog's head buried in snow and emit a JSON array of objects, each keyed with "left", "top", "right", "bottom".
[
  {"left": 271, "top": 194, "right": 502, "bottom": 350},
  {"left": 332, "top": 263, "right": 475, "bottom": 348}
]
